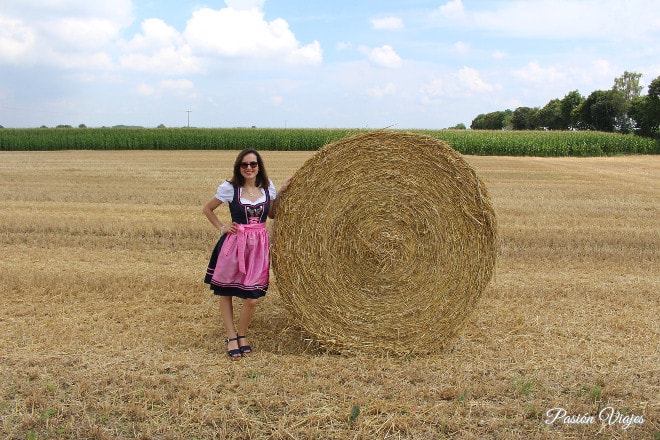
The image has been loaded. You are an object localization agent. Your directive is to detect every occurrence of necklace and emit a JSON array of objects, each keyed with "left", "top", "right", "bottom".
[{"left": 244, "top": 186, "right": 260, "bottom": 197}]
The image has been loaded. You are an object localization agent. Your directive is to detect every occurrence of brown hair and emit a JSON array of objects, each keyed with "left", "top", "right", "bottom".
[{"left": 229, "top": 148, "right": 270, "bottom": 190}]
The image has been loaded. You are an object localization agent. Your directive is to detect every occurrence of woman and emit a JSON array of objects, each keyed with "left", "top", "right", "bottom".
[{"left": 203, "top": 148, "right": 283, "bottom": 359}]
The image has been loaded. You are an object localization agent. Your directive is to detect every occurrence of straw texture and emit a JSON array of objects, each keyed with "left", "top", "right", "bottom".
[{"left": 271, "top": 131, "right": 497, "bottom": 355}]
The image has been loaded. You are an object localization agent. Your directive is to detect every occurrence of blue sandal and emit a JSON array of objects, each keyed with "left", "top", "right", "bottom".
[
  {"left": 237, "top": 335, "right": 252, "bottom": 354},
  {"left": 226, "top": 337, "right": 241, "bottom": 359}
]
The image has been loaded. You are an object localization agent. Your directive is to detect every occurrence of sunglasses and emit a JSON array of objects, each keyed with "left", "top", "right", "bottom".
[{"left": 240, "top": 161, "right": 259, "bottom": 169}]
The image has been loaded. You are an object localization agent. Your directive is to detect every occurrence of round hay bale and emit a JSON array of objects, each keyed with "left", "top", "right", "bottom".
[{"left": 271, "top": 131, "right": 497, "bottom": 355}]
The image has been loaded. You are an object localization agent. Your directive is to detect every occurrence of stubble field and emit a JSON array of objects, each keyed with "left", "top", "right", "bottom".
[{"left": 0, "top": 150, "right": 658, "bottom": 439}]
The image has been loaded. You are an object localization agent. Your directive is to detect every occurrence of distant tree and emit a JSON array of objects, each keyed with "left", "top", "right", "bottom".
[
  {"left": 649, "top": 75, "right": 660, "bottom": 137},
  {"left": 560, "top": 90, "right": 584, "bottom": 129},
  {"left": 56, "top": 124, "right": 73, "bottom": 129},
  {"left": 613, "top": 71, "right": 643, "bottom": 102},
  {"left": 470, "top": 113, "right": 488, "bottom": 129},
  {"left": 468, "top": 72, "right": 651, "bottom": 134},
  {"left": 157, "top": 124, "right": 167, "bottom": 129},
  {"left": 574, "top": 89, "right": 627, "bottom": 132},
  {"left": 448, "top": 123, "right": 466, "bottom": 129},
  {"left": 537, "top": 99, "right": 564, "bottom": 130},
  {"left": 511, "top": 106, "right": 540, "bottom": 130},
  {"left": 650, "top": 75, "right": 660, "bottom": 100},
  {"left": 502, "top": 111, "right": 513, "bottom": 129},
  {"left": 499, "top": 110, "right": 514, "bottom": 129},
  {"left": 471, "top": 110, "right": 512, "bottom": 130},
  {"left": 609, "top": 71, "right": 643, "bottom": 133},
  {"left": 79, "top": 123, "right": 87, "bottom": 128},
  {"left": 629, "top": 96, "right": 652, "bottom": 136},
  {"left": 629, "top": 75, "right": 660, "bottom": 138}
]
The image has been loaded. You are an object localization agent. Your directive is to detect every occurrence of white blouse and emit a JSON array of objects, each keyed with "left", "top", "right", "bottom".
[{"left": 214, "top": 180, "right": 277, "bottom": 205}]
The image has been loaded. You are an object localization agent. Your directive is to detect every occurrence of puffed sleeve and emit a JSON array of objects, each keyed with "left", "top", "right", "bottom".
[
  {"left": 214, "top": 181, "right": 234, "bottom": 203},
  {"left": 268, "top": 179, "right": 277, "bottom": 199}
]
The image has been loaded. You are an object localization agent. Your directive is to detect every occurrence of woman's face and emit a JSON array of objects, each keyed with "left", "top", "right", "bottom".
[{"left": 239, "top": 153, "right": 259, "bottom": 181}]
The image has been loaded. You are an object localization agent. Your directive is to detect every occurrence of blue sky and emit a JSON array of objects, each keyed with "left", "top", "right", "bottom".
[{"left": 1, "top": 0, "right": 659, "bottom": 128}]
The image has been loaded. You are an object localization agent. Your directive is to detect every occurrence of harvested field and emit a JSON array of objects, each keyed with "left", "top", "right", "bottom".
[{"left": 0, "top": 150, "right": 658, "bottom": 439}]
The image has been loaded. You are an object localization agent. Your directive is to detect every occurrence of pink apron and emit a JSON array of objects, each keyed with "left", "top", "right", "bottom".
[{"left": 211, "top": 223, "right": 269, "bottom": 290}]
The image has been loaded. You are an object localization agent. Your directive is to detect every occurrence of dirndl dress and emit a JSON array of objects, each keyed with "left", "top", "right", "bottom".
[{"left": 204, "top": 183, "right": 272, "bottom": 299}]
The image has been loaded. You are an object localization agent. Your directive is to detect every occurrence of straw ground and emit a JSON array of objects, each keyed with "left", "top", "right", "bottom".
[{"left": 0, "top": 150, "right": 658, "bottom": 439}]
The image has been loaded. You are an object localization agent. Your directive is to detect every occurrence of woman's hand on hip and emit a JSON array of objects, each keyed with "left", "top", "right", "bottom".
[{"left": 221, "top": 222, "right": 238, "bottom": 234}]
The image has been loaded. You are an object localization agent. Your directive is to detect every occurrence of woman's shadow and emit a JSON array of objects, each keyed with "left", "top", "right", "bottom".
[{"left": 195, "top": 289, "right": 330, "bottom": 356}]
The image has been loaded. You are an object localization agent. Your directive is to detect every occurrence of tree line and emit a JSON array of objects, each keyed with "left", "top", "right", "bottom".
[{"left": 470, "top": 71, "right": 660, "bottom": 139}]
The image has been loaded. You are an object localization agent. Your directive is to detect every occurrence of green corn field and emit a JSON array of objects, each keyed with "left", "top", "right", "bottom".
[{"left": 0, "top": 127, "right": 657, "bottom": 156}]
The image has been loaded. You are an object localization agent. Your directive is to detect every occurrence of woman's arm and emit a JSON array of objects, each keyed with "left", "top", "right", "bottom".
[
  {"left": 268, "top": 197, "right": 279, "bottom": 219},
  {"left": 203, "top": 197, "right": 233, "bottom": 234},
  {"left": 268, "top": 178, "right": 291, "bottom": 219}
]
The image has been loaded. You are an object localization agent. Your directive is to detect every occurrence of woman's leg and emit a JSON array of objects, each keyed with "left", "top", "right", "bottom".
[
  {"left": 218, "top": 296, "right": 239, "bottom": 352},
  {"left": 237, "top": 298, "right": 258, "bottom": 351}
]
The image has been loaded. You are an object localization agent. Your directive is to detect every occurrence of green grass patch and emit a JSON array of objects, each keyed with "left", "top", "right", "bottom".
[{"left": 0, "top": 127, "right": 657, "bottom": 156}]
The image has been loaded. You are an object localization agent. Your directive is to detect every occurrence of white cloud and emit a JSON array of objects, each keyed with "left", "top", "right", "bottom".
[
  {"left": 434, "top": 0, "right": 466, "bottom": 21},
  {"left": 136, "top": 79, "right": 196, "bottom": 98},
  {"left": 120, "top": 47, "right": 198, "bottom": 74},
  {"left": 288, "top": 40, "right": 323, "bottom": 64},
  {"left": 367, "top": 83, "right": 397, "bottom": 98},
  {"left": 125, "top": 18, "right": 182, "bottom": 52},
  {"left": 490, "top": 50, "right": 508, "bottom": 60},
  {"left": 2, "top": 0, "right": 133, "bottom": 23},
  {"left": 513, "top": 61, "right": 566, "bottom": 84},
  {"left": 458, "top": 67, "right": 496, "bottom": 93},
  {"left": 565, "top": 59, "right": 617, "bottom": 89},
  {"left": 137, "top": 83, "right": 155, "bottom": 96},
  {"left": 589, "top": 59, "right": 616, "bottom": 78},
  {"left": 121, "top": 4, "right": 323, "bottom": 74},
  {"left": 420, "top": 78, "right": 457, "bottom": 100},
  {"left": 453, "top": 41, "right": 470, "bottom": 54},
  {"left": 0, "top": 15, "right": 36, "bottom": 61},
  {"left": 45, "top": 17, "right": 123, "bottom": 50},
  {"left": 268, "top": 95, "right": 284, "bottom": 106},
  {"left": 159, "top": 79, "right": 194, "bottom": 90},
  {"left": 0, "top": 1, "right": 321, "bottom": 72},
  {"left": 371, "top": 16, "right": 404, "bottom": 30},
  {"left": 470, "top": 0, "right": 660, "bottom": 41},
  {"left": 120, "top": 18, "right": 199, "bottom": 74},
  {"left": 225, "top": 0, "right": 265, "bottom": 11},
  {"left": 120, "top": 3, "right": 322, "bottom": 74},
  {"left": 336, "top": 41, "right": 352, "bottom": 51},
  {"left": 511, "top": 59, "right": 619, "bottom": 94},
  {"left": 421, "top": 66, "right": 498, "bottom": 100},
  {"left": 429, "top": 0, "right": 660, "bottom": 43},
  {"left": 56, "top": 52, "right": 115, "bottom": 70},
  {"left": 362, "top": 45, "right": 402, "bottom": 68},
  {"left": 183, "top": 6, "right": 321, "bottom": 65},
  {"left": 0, "top": 0, "right": 132, "bottom": 69},
  {"left": 492, "top": 50, "right": 507, "bottom": 60}
]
